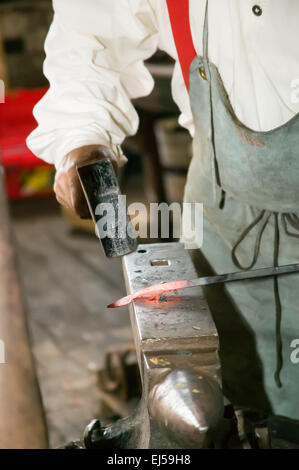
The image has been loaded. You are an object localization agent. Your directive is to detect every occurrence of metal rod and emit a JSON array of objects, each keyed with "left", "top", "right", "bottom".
[{"left": 108, "top": 262, "right": 299, "bottom": 308}]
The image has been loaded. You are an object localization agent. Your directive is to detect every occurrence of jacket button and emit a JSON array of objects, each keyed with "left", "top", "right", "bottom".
[{"left": 252, "top": 5, "right": 263, "bottom": 16}]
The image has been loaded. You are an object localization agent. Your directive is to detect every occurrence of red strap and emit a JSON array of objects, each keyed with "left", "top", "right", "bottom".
[{"left": 166, "top": 0, "right": 196, "bottom": 91}]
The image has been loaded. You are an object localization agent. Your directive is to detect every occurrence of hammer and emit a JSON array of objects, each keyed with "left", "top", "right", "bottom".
[{"left": 77, "top": 158, "right": 137, "bottom": 258}]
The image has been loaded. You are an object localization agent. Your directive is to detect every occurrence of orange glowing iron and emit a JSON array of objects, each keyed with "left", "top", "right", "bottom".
[{"left": 108, "top": 262, "right": 299, "bottom": 308}]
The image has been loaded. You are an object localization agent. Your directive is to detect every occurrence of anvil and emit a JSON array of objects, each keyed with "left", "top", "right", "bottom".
[{"left": 84, "top": 242, "right": 230, "bottom": 449}]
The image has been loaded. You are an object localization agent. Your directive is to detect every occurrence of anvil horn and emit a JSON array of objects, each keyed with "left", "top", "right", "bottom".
[{"left": 148, "top": 369, "right": 224, "bottom": 448}]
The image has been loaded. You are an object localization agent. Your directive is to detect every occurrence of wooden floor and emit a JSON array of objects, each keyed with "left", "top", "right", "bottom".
[{"left": 10, "top": 197, "right": 132, "bottom": 448}]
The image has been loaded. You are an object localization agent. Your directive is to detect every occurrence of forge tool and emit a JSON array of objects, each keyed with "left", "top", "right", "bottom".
[
  {"left": 108, "top": 262, "right": 299, "bottom": 308},
  {"left": 77, "top": 158, "right": 137, "bottom": 258}
]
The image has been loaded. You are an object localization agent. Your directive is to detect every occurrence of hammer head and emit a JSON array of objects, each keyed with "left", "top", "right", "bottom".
[{"left": 77, "top": 158, "right": 137, "bottom": 258}]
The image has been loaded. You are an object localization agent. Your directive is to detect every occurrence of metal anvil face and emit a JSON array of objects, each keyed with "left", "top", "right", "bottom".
[{"left": 121, "top": 242, "right": 224, "bottom": 449}]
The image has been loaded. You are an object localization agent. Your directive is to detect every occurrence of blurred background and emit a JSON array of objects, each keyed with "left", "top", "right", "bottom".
[{"left": 0, "top": 0, "right": 192, "bottom": 448}]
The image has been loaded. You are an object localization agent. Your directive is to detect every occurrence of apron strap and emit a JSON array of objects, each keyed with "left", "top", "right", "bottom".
[
  {"left": 166, "top": 0, "right": 196, "bottom": 91},
  {"left": 231, "top": 210, "right": 299, "bottom": 389},
  {"left": 203, "top": 0, "right": 209, "bottom": 64}
]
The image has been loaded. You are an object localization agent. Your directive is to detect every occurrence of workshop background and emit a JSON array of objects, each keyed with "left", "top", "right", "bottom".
[{"left": 0, "top": 0, "right": 192, "bottom": 448}]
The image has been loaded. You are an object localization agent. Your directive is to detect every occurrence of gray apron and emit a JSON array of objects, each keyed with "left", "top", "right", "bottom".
[{"left": 182, "top": 1, "right": 299, "bottom": 419}]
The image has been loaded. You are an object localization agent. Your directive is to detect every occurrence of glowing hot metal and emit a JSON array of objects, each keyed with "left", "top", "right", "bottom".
[{"left": 107, "top": 262, "right": 299, "bottom": 308}]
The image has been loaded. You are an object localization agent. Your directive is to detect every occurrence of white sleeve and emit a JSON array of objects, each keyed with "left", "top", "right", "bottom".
[{"left": 26, "top": 0, "right": 158, "bottom": 168}]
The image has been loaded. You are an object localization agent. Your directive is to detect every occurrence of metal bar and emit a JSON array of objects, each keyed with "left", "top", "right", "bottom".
[{"left": 109, "top": 261, "right": 299, "bottom": 307}]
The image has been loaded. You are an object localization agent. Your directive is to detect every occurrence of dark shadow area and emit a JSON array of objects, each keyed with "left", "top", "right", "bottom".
[{"left": 190, "top": 249, "right": 273, "bottom": 414}]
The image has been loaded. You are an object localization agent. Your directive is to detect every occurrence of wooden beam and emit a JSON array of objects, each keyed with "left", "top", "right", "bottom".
[{"left": 0, "top": 167, "right": 48, "bottom": 449}]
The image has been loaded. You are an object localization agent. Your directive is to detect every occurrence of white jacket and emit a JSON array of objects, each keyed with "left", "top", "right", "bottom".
[{"left": 27, "top": 0, "right": 299, "bottom": 167}]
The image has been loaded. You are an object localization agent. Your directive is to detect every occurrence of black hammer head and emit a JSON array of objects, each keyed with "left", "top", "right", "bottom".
[{"left": 77, "top": 158, "right": 137, "bottom": 258}]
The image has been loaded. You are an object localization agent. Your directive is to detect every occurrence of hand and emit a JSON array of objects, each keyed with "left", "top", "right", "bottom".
[{"left": 54, "top": 145, "right": 118, "bottom": 218}]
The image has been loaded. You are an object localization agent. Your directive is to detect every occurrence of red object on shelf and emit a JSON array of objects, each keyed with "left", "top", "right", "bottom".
[{"left": 0, "top": 87, "right": 55, "bottom": 199}]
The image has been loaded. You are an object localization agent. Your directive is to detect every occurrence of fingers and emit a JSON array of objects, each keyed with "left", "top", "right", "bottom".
[
  {"left": 54, "top": 167, "right": 91, "bottom": 218},
  {"left": 54, "top": 171, "right": 72, "bottom": 210},
  {"left": 53, "top": 144, "right": 118, "bottom": 218},
  {"left": 68, "top": 166, "right": 91, "bottom": 219}
]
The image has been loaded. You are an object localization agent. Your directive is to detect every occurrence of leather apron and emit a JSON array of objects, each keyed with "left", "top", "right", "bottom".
[{"left": 167, "top": 0, "right": 299, "bottom": 420}]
